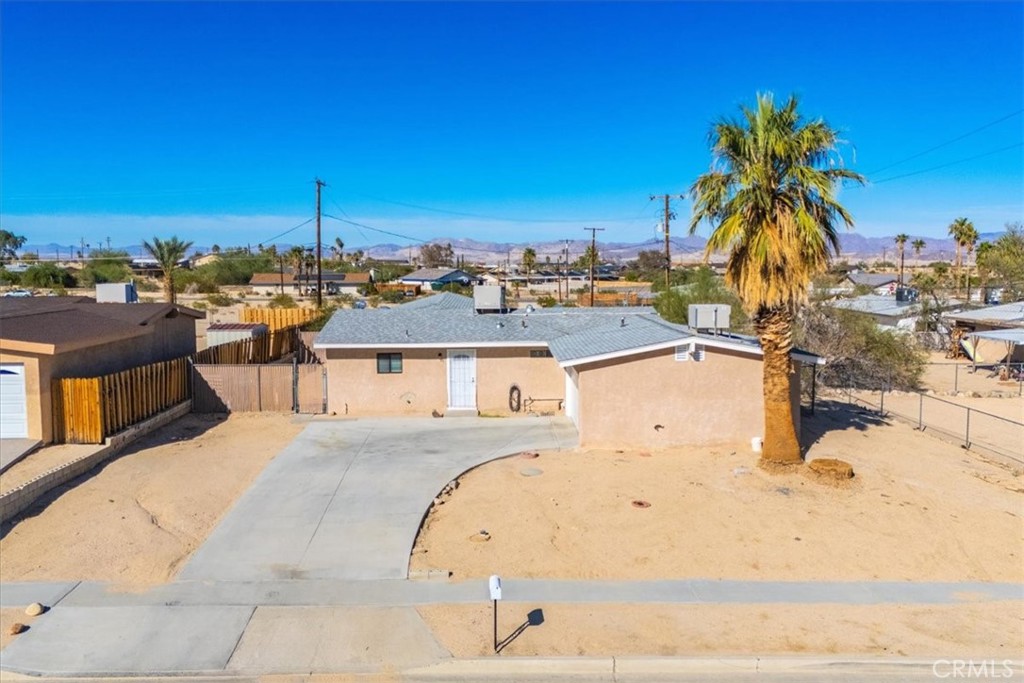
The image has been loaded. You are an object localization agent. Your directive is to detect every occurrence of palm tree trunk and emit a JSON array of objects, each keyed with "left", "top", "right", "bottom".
[
  {"left": 164, "top": 273, "right": 175, "bottom": 304},
  {"left": 756, "top": 306, "right": 802, "bottom": 464}
]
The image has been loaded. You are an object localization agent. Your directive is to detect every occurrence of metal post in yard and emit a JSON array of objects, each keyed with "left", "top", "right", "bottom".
[
  {"left": 918, "top": 393, "right": 924, "bottom": 430},
  {"left": 321, "top": 367, "right": 328, "bottom": 414},
  {"left": 954, "top": 364, "right": 959, "bottom": 393},
  {"left": 965, "top": 408, "right": 971, "bottom": 449},
  {"left": 810, "top": 366, "right": 817, "bottom": 416},
  {"left": 880, "top": 388, "right": 885, "bottom": 416},
  {"left": 292, "top": 356, "right": 299, "bottom": 413}
]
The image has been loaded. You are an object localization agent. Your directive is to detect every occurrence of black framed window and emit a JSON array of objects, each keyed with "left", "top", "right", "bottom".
[{"left": 377, "top": 353, "right": 403, "bottom": 374}]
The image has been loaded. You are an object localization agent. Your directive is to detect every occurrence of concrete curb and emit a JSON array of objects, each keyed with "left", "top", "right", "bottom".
[{"left": 0, "top": 401, "right": 191, "bottom": 524}]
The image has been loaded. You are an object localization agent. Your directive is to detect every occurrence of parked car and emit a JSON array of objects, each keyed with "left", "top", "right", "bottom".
[{"left": 2, "top": 289, "right": 33, "bottom": 297}]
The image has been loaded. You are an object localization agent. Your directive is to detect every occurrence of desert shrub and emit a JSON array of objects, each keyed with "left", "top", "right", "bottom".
[
  {"left": 796, "top": 304, "right": 925, "bottom": 391},
  {"left": 654, "top": 266, "right": 747, "bottom": 330},
  {"left": 0, "top": 266, "right": 20, "bottom": 285},
  {"left": 268, "top": 293, "right": 297, "bottom": 309},
  {"left": 22, "top": 263, "right": 75, "bottom": 288},
  {"left": 536, "top": 295, "right": 557, "bottom": 308},
  {"left": 380, "top": 289, "right": 407, "bottom": 304},
  {"left": 206, "top": 293, "right": 235, "bottom": 307}
]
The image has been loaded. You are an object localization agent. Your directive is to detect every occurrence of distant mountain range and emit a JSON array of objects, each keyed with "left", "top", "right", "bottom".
[{"left": 18, "top": 231, "right": 1006, "bottom": 265}]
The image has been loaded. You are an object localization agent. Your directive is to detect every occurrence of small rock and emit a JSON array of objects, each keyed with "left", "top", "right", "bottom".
[
  {"left": 25, "top": 603, "right": 45, "bottom": 617},
  {"left": 8, "top": 623, "right": 26, "bottom": 635},
  {"left": 520, "top": 467, "right": 543, "bottom": 477},
  {"left": 732, "top": 467, "right": 750, "bottom": 476}
]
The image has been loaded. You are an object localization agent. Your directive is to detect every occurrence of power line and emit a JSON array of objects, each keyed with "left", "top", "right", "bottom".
[
  {"left": 257, "top": 217, "right": 315, "bottom": 245},
  {"left": 866, "top": 108, "right": 1024, "bottom": 175},
  {"left": 871, "top": 142, "right": 1024, "bottom": 185},
  {"left": 344, "top": 191, "right": 656, "bottom": 224},
  {"left": 322, "top": 213, "right": 499, "bottom": 254}
]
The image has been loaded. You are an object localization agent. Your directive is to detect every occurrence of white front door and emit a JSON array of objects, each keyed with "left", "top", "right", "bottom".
[
  {"left": 447, "top": 350, "right": 477, "bottom": 410},
  {"left": 0, "top": 364, "right": 29, "bottom": 439},
  {"left": 564, "top": 366, "right": 580, "bottom": 428}
]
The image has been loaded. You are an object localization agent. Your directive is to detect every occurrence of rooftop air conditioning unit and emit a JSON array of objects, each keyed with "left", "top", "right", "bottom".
[
  {"left": 688, "top": 304, "right": 731, "bottom": 333},
  {"left": 473, "top": 285, "right": 507, "bottom": 313},
  {"left": 96, "top": 282, "right": 138, "bottom": 303}
]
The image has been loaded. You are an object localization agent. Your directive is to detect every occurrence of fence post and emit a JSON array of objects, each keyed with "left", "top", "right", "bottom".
[
  {"left": 321, "top": 367, "right": 328, "bottom": 415},
  {"left": 965, "top": 408, "right": 971, "bottom": 449},
  {"left": 954, "top": 364, "right": 959, "bottom": 393},
  {"left": 292, "top": 356, "right": 299, "bottom": 413},
  {"left": 917, "top": 393, "right": 923, "bottom": 430},
  {"left": 879, "top": 388, "right": 885, "bottom": 416}
]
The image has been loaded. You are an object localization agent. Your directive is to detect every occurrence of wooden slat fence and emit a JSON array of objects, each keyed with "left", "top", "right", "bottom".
[
  {"left": 192, "top": 364, "right": 325, "bottom": 414},
  {"left": 51, "top": 325, "right": 316, "bottom": 444},
  {"left": 240, "top": 307, "right": 320, "bottom": 331},
  {"left": 51, "top": 357, "right": 190, "bottom": 444},
  {"left": 193, "top": 326, "right": 298, "bottom": 364}
]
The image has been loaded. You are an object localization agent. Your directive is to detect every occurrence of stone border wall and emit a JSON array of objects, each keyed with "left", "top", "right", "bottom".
[{"left": 0, "top": 401, "right": 191, "bottom": 524}]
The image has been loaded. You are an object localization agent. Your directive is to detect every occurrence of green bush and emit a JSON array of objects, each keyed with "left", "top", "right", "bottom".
[
  {"left": 653, "top": 266, "right": 747, "bottom": 330},
  {"left": 206, "top": 293, "right": 235, "bottom": 307},
  {"left": 268, "top": 293, "right": 297, "bottom": 309},
  {"left": 536, "top": 295, "right": 557, "bottom": 308},
  {"left": 76, "top": 249, "right": 133, "bottom": 286},
  {"left": 22, "top": 263, "right": 75, "bottom": 289},
  {"left": 380, "top": 289, "right": 407, "bottom": 304}
]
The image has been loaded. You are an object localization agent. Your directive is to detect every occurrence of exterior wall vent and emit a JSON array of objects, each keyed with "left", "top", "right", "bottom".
[{"left": 675, "top": 342, "right": 705, "bottom": 362}]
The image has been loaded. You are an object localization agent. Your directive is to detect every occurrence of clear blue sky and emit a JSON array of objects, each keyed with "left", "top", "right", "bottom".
[{"left": 2, "top": 1, "right": 1022, "bottom": 251}]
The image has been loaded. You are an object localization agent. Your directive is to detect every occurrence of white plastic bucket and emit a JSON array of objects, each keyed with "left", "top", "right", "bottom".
[{"left": 751, "top": 437, "right": 763, "bottom": 453}]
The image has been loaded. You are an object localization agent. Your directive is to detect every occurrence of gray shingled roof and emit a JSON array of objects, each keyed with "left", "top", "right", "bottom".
[
  {"left": 944, "top": 302, "right": 1024, "bottom": 327},
  {"left": 845, "top": 272, "right": 898, "bottom": 288},
  {"left": 315, "top": 293, "right": 822, "bottom": 364}
]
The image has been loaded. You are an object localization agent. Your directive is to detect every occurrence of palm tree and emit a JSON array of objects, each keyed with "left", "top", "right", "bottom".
[
  {"left": 142, "top": 236, "right": 194, "bottom": 304},
  {"left": 894, "top": 233, "right": 909, "bottom": 285},
  {"left": 521, "top": 247, "right": 537, "bottom": 280},
  {"left": 948, "top": 217, "right": 972, "bottom": 297},
  {"left": 287, "top": 246, "right": 305, "bottom": 292},
  {"left": 911, "top": 238, "right": 926, "bottom": 263},
  {"left": 332, "top": 237, "right": 345, "bottom": 261},
  {"left": 689, "top": 93, "right": 865, "bottom": 465},
  {"left": 961, "top": 224, "right": 979, "bottom": 301},
  {"left": 975, "top": 241, "right": 994, "bottom": 303}
]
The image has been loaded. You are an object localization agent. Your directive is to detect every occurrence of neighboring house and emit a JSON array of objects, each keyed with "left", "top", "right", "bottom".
[
  {"left": 398, "top": 268, "right": 482, "bottom": 288},
  {"left": 839, "top": 272, "right": 899, "bottom": 295},
  {"left": 249, "top": 272, "right": 296, "bottom": 296},
  {"left": 248, "top": 271, "right": 373, "bottom": 297},
  {"left": 828, "top": 295, "right": 922, "bottom": 330},
  {"left": 0, "top": 297, "right": 204, "bottom": 443},
  {"left": 314, "top": 290, "right": 820, "bottom": 449},
  {"left": 944, "top": 301, "right": 1024, "bottom": 363}
]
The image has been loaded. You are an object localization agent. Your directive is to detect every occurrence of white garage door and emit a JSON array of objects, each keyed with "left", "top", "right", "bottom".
[{"left": 0, "top": 364, "right": 29, "bottom": 439}]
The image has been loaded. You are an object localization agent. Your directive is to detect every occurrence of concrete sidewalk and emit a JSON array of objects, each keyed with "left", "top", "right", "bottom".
[
  {"left": 2, "top": 577, "right": 1020, "bottom": 677},
  {"left": 179, "top": 417, "right": 577, "bottom": 582}
]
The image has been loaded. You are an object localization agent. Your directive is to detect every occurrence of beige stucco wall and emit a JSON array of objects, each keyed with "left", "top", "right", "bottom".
[
  {"left": 0, "top": 313, "right": 199, "bottom": 443},
  {"left": 323, "top": 347, "right": 564, "bottom": 417},
  {"left": 0, "top": 352, "right": 46, "bottom": 442},
  {"left": 575, "top": 346, "right": 801, "bottom": 449}
]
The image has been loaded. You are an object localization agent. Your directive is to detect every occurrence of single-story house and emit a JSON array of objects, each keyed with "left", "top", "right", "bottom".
[
  {"left": 944, "top": 301, "right": 1024, "bottom": 363},
  {"left": 839, "top": 272, "right": 899, "bottom": 295},
  {"left": 0, "top": 297, "right": 204, "bottom": 442},
  {"left": 828, "top": 295, "right": 922, "bottom": 330},
  {"left": 399, "top": 268, "right": 482, "bottom": 288},
  {"left": 314, "top": 290, "right": 820, "bottom": 449},
  {"left": 249, "top": 271, "right": 373, "bottom": 297}
]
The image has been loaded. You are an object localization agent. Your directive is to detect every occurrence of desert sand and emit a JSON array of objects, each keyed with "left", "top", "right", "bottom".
[
  {"left": 410, "top": 409, "right": 1023, "bottom": 583},
  {"left": 0, "top": 413, "right": 303, "bottom": 586},
  {"left": 420, "top": 601, "right": 1022, "bottom": 657}
]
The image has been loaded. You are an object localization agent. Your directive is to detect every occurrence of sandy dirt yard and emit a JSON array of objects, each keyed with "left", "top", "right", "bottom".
[
  {"left": 0, "top": 413, "right": 303, "bottom": 587},
  {"left": 420, "top": 601, "right": 1022, "bottom": 657},
  {"left": 410, "top": 407, "right": 1024, "bottom": 583}
]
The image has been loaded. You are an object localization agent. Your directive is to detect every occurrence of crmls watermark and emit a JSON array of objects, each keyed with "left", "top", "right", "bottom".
[{"left": 933, "top": 660, "right": 1019, "bottom": 679}]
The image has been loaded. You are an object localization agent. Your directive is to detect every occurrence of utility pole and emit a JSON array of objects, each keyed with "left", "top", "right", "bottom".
[
  {"left": 583, "top": 227, "right": 605, "bottom": 307},
  {"left": 315, "top": 177, "right": 325, "bottom": 309},
  {"left": 651, "top": 194, "right": 685, "bottom": 289},
  {"left": 106, "top": 236, "right": 112, "bottom": 250}
]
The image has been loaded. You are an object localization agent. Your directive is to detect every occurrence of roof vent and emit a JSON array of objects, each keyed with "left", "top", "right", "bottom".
[{"left": 620, "top": 317, "right": 626, "bottom": 327}]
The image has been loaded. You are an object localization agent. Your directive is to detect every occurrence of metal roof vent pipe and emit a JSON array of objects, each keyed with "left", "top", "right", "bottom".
[{"left": 620, "top": 317, "right": 626, "bottom": 327}]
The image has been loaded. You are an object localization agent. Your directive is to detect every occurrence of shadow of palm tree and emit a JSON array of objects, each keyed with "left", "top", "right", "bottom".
[{"left": 800, "top": 398, "right": 890, "bottom": 453}]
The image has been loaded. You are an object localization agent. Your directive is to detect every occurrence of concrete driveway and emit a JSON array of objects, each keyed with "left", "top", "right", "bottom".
[{"left": 179, "top": 416, "right": 577, "bottom": 581}]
